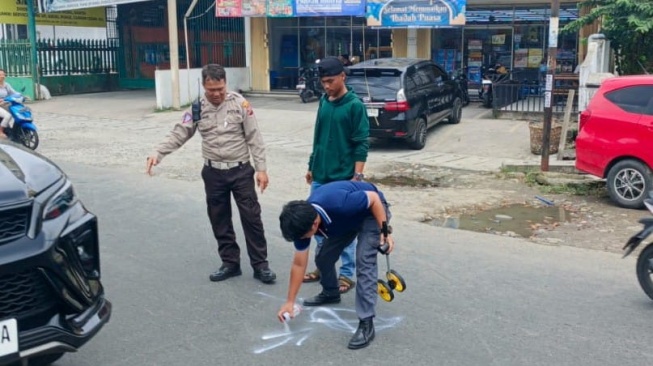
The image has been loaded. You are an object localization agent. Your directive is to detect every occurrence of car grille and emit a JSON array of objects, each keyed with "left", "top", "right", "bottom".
[
  {"left": 0, "top": 270, "right": 57, "bottom": 320},
  {"left": 0, "top": 204, "right": 31, "bottom": 245}
]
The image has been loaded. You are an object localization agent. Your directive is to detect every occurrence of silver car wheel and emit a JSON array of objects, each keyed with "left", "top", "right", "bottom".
[{"left": 614, "top": 168, "right": 646, "bottom": 202}]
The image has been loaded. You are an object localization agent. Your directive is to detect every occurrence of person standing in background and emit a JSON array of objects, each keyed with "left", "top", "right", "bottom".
[{"left": 302, "top": 56, "right": 369, "bottom": 295}]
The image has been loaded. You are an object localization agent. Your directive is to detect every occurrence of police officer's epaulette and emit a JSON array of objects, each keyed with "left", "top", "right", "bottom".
[{"left": 191, "top": 97, "right": 202, "bottom": 123}]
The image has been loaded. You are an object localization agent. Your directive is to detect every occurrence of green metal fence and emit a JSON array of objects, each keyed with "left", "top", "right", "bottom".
[
  {"left": 37, "top": 39, "right": 118, "bottom": 75},
  {"left": 0, "top": 40, "right": 32, "bottom": 77},
  {"left": 0, "top": 38, "right": 118, "bottom": 77}
]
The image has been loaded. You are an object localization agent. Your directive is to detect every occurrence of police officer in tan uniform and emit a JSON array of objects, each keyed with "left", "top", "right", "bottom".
[{"left": 146, "top": 63, "right": 276, "bottom": 284}]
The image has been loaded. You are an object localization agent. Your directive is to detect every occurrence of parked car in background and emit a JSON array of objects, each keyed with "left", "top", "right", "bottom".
[
  {"left": 346, "top": 58, "right": 464, "bottom": 150},
  {"left": 575, "top": 75, "right": 653, "bottom": 209},
  {"left": 0, "top": 140, "right": 111, "bottom": 365}
]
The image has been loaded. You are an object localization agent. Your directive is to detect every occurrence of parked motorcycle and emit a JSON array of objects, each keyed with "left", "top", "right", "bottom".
[
  {"left": 478, "top": 66, "right": 510, "bottom": 109},
  {"left": 452, "top": 69, "right": 470, "bottom": 106},
  {"left": 296, "top": 61, "right": 324, "bottom": 103},
  {"left": 623, "top": 192, "right": 653, "bottom": 300},
  {"left": 2, "top": 93, "right": 38, "bottom": 150}
]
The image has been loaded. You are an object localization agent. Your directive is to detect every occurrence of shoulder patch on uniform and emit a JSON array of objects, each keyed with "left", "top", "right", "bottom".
[
  {"left": 241, "top": 100, "right": 254, "bottom": 116},
  {"left": 182, "top": 112, "right": 192, "bottom": 124}
]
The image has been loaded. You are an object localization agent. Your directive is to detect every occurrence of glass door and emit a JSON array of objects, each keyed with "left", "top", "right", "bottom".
[{"left": 463, "top": 26, "right": 513, "bottom": 88}]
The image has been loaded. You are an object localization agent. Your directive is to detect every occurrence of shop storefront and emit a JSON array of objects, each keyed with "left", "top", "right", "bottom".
[
  {"left": 255, "top": 1, "right": 585, "bottom": 92},
  {"left": 431, "top": 4, "right": 580, "bottom": 89},
  {"left": 267, "top": 16, "right": 392, "bottom": 89}
]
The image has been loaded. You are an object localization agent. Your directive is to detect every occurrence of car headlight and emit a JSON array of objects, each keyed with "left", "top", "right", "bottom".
[{"left": 43, "top": 180, "right": 78, "bottom": 220}]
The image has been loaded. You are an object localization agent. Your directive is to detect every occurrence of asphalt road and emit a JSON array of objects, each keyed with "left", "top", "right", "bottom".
[{"left": 52, "top": 161, "right": 653, "bottom": 366}]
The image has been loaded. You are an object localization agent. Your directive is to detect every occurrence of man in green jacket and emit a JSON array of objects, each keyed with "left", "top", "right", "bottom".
[{"left": 303, "top": 56, "right": 370, "bottom": 295}]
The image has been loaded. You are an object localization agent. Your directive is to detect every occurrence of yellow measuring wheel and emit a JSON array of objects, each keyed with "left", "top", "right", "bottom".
[
  {"left": 377, "top": 279, "right": 394, "bottom": 302},
  {"left": 376, "top": 222, "right": 406, "bottom": 301},
  {"left": 386, "top": 269, "right": 406, "bottom": 292}
]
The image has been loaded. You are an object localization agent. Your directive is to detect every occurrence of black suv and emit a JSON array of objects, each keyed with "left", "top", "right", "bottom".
[
  {"left": 347, "top": 58, "right": 463, "bottom": 149},
  {"left": 0, "top": 141, "right": 111, "bottom": 366}
]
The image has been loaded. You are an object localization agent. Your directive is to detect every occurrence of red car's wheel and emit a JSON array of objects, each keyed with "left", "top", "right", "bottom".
[{"left": 606, "top": 159, "right": 652, "bottom": 209}]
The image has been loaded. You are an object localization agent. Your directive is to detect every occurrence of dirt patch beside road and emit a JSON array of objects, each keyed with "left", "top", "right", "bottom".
[{"left": 364, "top": 162, "right": 645, "bottom": 255}]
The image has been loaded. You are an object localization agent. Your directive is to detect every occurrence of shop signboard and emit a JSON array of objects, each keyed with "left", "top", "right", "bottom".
[
  {"left": 216, "top": 0, "right": 243, "bottom": 16},
  {"left": 241, "top": 0, "right": 265, "bottom": 16},
  {"left": 216, "top": 0, "right": 292, "bottom": 17},
  {"left": 266, "top": 0, "right": 294, "bottom": 16},
  {"left": 366, "top": 0, "right": 466, "bottom": 28},
  {"left": 295, "top": 0, "right": 365, "bottom": 16},
  {"left": 0, "top": 0, "right": 106, "bottom": 25},
  {"left": 38, "top": 0, "right": 150, "bottom": 12}
]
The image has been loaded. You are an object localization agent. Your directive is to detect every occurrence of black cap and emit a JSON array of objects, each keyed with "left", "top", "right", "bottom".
[{"left": 317, "top": 56, "right": 345, "bottom": 77}]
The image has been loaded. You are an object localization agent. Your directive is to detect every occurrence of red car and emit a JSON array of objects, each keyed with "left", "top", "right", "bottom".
[{"left": 575, "top": 75, "right": 653, "bottom": 209}]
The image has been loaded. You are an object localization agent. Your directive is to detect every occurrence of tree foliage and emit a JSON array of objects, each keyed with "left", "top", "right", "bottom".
[{"left": 563, "top": 0, "right": 653, "bottom": 75}]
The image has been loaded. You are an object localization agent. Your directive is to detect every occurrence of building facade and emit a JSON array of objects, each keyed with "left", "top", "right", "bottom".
[
  {"left": 114, "top": 0, "right": 589, "bottom": 94},
  {"left": 250, "top": 1, "right": 586, "bottom": 92}
]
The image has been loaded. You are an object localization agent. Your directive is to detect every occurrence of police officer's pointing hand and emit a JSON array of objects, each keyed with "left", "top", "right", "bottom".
[{"left": 146, "top": 156, "right": 159, "bottom": 176}]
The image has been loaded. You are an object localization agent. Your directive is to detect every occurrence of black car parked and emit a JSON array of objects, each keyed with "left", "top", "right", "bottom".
[
  {"left": 346, "top": 58, "right": 464, "bottom": 150},
  {"left": 0, "top": 140, "right": 111, "bottom": 366}
]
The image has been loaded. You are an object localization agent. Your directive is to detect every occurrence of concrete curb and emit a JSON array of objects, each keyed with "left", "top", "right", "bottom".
[
  {"left": 242, "top": 91, "right": 298, "bottom": 99},
  {"left": 501, "top": 163, "right": 581, "bottom": 174}
]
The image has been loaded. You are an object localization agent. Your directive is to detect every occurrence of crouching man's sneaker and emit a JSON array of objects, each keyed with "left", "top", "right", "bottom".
[{"left": 348, "top": 317, "right": 375, "bottom": 349}]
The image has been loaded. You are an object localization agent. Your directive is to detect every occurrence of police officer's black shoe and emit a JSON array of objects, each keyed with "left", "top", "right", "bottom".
[
  {"left": 303, "top": 292, "right": 341, "bottom": 306},
  {"left": 253, "top": 267, "right": 277, "bottom": 284},
  {"left": 209, "top": 265, "right": 242, "bottom": 282},
  {"left": 348, "top": 317, "right": 375, "bottom": 350}
]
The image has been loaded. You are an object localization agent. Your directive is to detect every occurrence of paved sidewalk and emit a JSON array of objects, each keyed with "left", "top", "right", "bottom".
[{"left": 30, "top": 90, "right": 575, "bottom": 173}]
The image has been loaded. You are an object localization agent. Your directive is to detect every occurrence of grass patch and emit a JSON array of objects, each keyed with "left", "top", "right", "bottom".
[
  {"left": 499, "top": 166, "right": 607, "bottom": 197},
  {"left": 525, "top": 171, "right": 607, "bottom": 197}
]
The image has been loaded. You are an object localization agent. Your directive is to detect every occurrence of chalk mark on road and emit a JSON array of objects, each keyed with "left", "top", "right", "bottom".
[{"left": 253, "top": 292, "right": 403, "bottom": 354}]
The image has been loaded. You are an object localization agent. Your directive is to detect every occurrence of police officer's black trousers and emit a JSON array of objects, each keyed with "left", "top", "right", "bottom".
[{"left": 201, "top": 162, "right": 269, "bottom": 270}]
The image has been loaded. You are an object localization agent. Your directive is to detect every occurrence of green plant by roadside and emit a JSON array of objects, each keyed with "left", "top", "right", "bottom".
[
  {"left": 499, "top": 167, "right": 607, "bottom": 197},
  {"left": 563, "top": 0, "right": 653, "bottom": 75}
]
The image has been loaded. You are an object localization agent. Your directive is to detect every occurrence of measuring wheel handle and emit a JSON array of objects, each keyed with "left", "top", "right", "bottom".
[{"left": 378, "top": 221, "right": 393, "bottom": 254}]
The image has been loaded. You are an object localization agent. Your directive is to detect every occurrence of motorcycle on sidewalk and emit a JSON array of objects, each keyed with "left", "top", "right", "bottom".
[
  {"left": 623, "top": 192, "right": 653, "bottom": 300},
  {"left": 2, "top": 93, "right": 39, "bottom": 150}
]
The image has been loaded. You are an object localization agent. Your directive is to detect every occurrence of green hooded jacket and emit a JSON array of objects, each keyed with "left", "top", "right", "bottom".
[{"left": 308, "top": 87, "right": 370, "bottom": 183}]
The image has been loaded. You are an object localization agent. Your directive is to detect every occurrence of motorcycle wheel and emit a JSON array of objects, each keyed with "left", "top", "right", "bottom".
[
  {"left": 482, "top": 94, "right": 491, "bottom": 108},
  {"left": 21, "top": 128, "right": 39, "bottom": 150},
  {"left": 636, "top": 244, "right": 653, "bottom": 301},
  {"left": 300, "top": 90, "right": 312, "bottom": 104}
]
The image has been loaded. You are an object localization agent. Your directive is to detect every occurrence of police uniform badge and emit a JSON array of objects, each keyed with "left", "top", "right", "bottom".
[
  {"left": 242, "top": 100, "right": 254, "bottom": 116},
  {"left": 182, "top": 112, "right": 193, "bottom": 125}
]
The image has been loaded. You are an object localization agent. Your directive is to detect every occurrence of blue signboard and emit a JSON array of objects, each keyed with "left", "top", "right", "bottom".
[
  {"left": 296, "top": 0, "right": 366, "bottom": 16},
  {"left": 366, "top": 0, "right": 466, "bottom": 28}
]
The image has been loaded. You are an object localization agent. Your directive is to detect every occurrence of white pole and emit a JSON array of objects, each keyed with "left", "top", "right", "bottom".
[
  {"left": 244, "top": 17, "right": 252, "bottom": 91},
  {"left": 184, "top": 0, "right": 199, "bottom": 104},
  {"left": 167, "top": 0, "right": 181, "bottom": 110}
]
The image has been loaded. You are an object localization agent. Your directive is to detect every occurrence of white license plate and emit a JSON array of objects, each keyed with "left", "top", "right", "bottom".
[
  {"left": 0, "top": 319, "right": 18, "bottom": 358},
  {"left": 296, "top": 84, "right": 306, "bottom": 90},
  {"left": 367, "top": 108, "right": 379, "bottom": 117}
]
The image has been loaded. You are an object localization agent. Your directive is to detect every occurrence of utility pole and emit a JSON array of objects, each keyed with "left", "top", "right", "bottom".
[
  {"left": 168, "top": 0, "right": 181, "bottom": 110},
  {"left": 541, "top": 0, "right": 559, "bottom": 171},
  {"left": 26, "top": 0, "right": 39, "bottom": 100}
]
